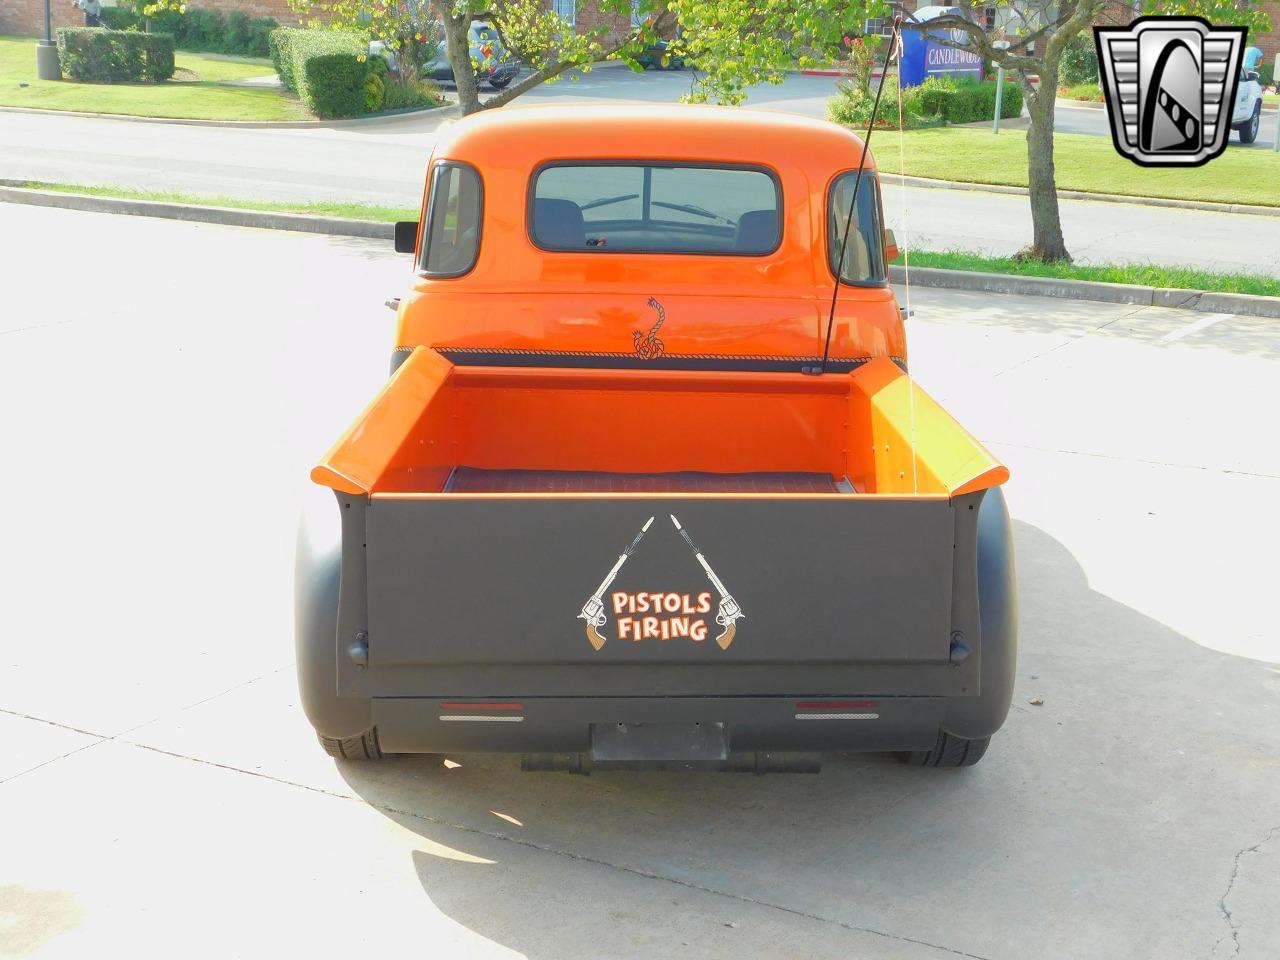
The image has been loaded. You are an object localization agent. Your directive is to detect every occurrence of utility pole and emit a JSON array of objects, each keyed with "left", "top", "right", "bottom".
[
  {"left": 1274, "top": 54, "right": 1279, "bottom": 153},
  {"left": 36, "top": 0, "right": 61, "bottom": 80},
  {"left": 991, "top": 39, "right": 1011, "bottom": 133}
]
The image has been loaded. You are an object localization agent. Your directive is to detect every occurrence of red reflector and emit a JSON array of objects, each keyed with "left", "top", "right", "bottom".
[
  {"left": 440, "top": 702, "right": 524, "bottom": 711},
  {"left": 795, "top": 700, "right": 879, "bottom": 709}
]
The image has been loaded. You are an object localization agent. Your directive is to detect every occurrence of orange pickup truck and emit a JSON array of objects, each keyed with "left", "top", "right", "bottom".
[{"left": 295, "top": 105, "right": 1016, "bottom": 772}]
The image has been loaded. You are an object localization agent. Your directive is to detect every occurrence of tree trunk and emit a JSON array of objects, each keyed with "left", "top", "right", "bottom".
[
  {"left": 443, "top": 12, "right": 482, "bottom": 116},
  {"left": 1022, "top": 61, "right": 1071, "bottom": 262}
]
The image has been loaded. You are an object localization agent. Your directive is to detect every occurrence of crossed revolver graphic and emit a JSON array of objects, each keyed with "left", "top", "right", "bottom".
[{"left": 577, "top": 515, "right": 745, "bottom": 651}]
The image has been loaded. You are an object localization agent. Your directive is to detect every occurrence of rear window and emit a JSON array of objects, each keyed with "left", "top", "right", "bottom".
[
  {"left": 419, "top": 162, "right": 482, "bottom": 277},
  {"left": 828, "top": 170, "right": 886, "bottom": 286},
  {"left": 530, "top": 163, "right": 781, "bottom": 255}
]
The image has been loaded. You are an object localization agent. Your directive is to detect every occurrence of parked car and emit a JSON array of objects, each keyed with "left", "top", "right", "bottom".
[
  {"left": 429, "top": 20, "right": 519, "bottom": 89},
  {"left": 1233, "top": 46, "right": 1265, "bottom": 144},
  {"left": 297, "top": 106, "right": 1017, "bottom": 773},
  {"left": 636, "top": 39, "right": 684, "bottom": 70},
  {"left": 371, "top": 20, "right": 518, "bottom": 90}
]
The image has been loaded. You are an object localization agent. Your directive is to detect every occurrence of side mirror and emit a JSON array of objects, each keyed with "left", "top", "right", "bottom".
[
  {"left": 394, "top": 220, "right": 419, "bottom": 255},
  {"left": 884, "top": 228, "right": 900, "bottom": 263}
]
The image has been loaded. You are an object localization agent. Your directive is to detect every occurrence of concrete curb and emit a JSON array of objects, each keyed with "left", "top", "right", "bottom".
[
  {"left": 889, "top": 265, "right": 1280, "bottom": 319},
  {"left": 878, "top": 173, "right": 1280, "bottom": 219},
  {"left": 0, "top": 101, "right": 454, "bottom": 129},
  {"left": 1055, "top": 97, "right": 1106, "bottom": 110},
  {"left": 3, "top": 185, "right": 1275, "bottom": 319},
  {"left": 0, "top": 185, "right": 394, "bottom": 239}
]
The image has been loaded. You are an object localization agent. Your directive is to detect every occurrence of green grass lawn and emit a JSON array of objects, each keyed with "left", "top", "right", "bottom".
[
  {"left": 893, "top": 249, "right": 1280, "bottom": 298},
  {"left": 0, "top": 35, "right": 309, "bottom": 120},
  {"left": 890, "top": 127, "right": 1280, "bottom": 207},
  {"left": 7, "top": 181, "right": 417, "bottom": 222}
]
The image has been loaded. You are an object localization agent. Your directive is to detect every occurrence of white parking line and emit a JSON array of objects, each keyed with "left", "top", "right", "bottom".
[{"left": 1158, "top": 312, "right": 1235, "bottom": 344}]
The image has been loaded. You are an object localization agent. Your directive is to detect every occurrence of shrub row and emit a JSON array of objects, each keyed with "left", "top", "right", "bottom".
[
  {"left": 915, "top": 76, "right": 1023, "bottom": 123},
  {"left": 98, "top": 7, "right": 278, "bottom": 58},
  {"left": 269, "top": 27, "right": 384, "bottom": 118},
  {"left": 56, "top": 27, "right": 175, "bottom": 82},
  {"left": 828, "top": 75, "right": 1021, "bottom": 130}
]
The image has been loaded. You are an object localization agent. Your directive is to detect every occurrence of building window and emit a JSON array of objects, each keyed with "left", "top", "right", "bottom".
[
  {"left": 554, "top": 0, "right": 576, "bottom": 27},
  {"left": 864, "top": 4, "right": 904, "bottom": 37},
  {"left": 983, "top": 7, "right": 996, "bottom": 30}
]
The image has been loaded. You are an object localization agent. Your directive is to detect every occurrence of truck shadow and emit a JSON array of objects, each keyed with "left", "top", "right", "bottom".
[{"left": 334, "top": 519, "right": 1280, "bottom": 959}]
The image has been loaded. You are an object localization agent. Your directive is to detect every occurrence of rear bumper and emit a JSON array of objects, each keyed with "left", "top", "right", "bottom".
[{"left": 372, "top": 695, "right": 946, "bottom": 755}]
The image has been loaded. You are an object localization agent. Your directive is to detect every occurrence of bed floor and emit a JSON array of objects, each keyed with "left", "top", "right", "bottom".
[{"left": 444, "top": 468, "right": 854, "bottom": 494}]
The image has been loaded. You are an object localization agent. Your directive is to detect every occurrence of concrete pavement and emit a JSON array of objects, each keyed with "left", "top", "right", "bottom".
[{"left": 1, "top": 204, "right": 1277, "bottom": 960}]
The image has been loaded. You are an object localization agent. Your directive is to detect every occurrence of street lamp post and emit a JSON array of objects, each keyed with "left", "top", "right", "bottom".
[
  {"left": 1273, "top": 54, "right": 1279, "bottom": 153},
  {"left": 36, "top": 0, "right": 61, "bottom": 80},
  {"left": 991, "top": 39, "right": 1011, "bottom": 134}
]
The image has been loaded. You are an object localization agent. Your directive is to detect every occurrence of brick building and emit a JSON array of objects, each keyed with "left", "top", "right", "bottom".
[
  {"left": 1254, "top": 0, "right": 1280, "bottom": 65},
  {"left": 0, "top": 0, "right": 641, "bottom": 39}
]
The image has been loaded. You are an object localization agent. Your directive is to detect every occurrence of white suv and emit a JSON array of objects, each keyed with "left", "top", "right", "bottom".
[{"left": 1232, "top": 65, "right": 1264, "bottom": 144}]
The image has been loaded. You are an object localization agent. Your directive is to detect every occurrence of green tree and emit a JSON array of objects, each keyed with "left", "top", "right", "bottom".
[
  {"left": 669, "top": 0, "right": 888, "bottom": 104},
  {"left": 289, "top": 0, "right": 439, "bottom": 83},
  {"left": 307, "top": 0, "right": 889, "bottom": 115},
  {"left": 923, "top": 0, "right": 1270, "bottom": 261}
]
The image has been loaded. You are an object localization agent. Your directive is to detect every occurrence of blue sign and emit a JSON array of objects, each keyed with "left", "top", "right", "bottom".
[{"left": 900, "top": 6, "right": 985, "bottom": 87}]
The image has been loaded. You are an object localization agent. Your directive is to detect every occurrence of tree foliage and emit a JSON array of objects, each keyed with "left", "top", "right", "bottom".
[
  {"left": 288, "top": 0, "right": 438, "bottom": 82},
  {"left": 670, "top": 0, "right": 889, "bottom": 104},
  {"left": 923, "top": 0, "right": 1271, "bottom": 262}
]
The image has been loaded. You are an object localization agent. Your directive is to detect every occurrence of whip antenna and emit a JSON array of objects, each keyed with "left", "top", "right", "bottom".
[{"left": 815, "top": 16, "right": 904, "bottom": 375}]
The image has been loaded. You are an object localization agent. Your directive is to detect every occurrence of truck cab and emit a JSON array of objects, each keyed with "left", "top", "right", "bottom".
[{"left": 296, "top": 106, "right": 1016, "bottom": 772}]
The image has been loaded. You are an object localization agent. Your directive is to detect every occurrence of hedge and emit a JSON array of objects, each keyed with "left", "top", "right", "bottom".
[
  {"left": 270, "top": 27, "right": 384, "bottom": 118},
  {"left": 829, "top": 76, "right": 1021, "bottom": 130},
  {"left": 94, "top": 7, "right": 278, "bottom": 58},
  {"left": 914, "top": 77, "right": 1022, "bottom": 123},
  {"left": 56, "top": 27, "right": 175, "bottom": 83}
]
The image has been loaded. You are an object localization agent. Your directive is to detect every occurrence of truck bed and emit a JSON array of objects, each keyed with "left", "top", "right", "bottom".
[{"left": 444, "top": 468, "right": 855, "bottom": 494}]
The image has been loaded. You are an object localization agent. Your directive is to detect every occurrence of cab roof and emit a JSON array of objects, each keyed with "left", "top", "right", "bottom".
[{"left": 431, "top": 104, "right": 877, "bottom": 174}]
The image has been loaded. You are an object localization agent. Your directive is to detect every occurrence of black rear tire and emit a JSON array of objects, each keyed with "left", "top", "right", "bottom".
[
  {"left": 319, "top": 728, "right": 384, "bottom": 761},
  {"left": 899, "top": 732, "right": 990, "bottom": 767},
  {"left": 1239, "top": 101, "right": 1261, "bottom": 144}
]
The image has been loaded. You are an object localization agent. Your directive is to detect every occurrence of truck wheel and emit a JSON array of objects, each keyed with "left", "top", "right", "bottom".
[
  {"left": 319, "top": 729, "right": 384, "bottom": 761},
  {"left": 296, "top": 484, "right": 380, "bottom": 755},
  {"left": 1239, "top": 101, "right": 1261, "bottom": 144},
  {"left": 899, "top": 731, "right": 990, "bottom": 767}
]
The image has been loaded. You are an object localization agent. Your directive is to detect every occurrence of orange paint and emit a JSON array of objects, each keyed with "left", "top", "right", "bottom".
[
  {"left": 394, "top": 105, "right": 906, "bottom": 368},
  {"left": 312, "top": 349, "right": 1005, "bottom": 498},
  {"left": 312, "top": 107, "right": 1006, "bottom": 501}
]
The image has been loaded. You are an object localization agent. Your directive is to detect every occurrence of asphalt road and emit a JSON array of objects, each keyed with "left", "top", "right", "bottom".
[
  {"left": 3, "top": 102, "right": 1280, "bottom": 274},
  {"left": 1, "top": 204, "right": 1277, "bottom": 960},
  {"left": 1053, "top": 99, "right": 1279, "bottom": 150}
]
